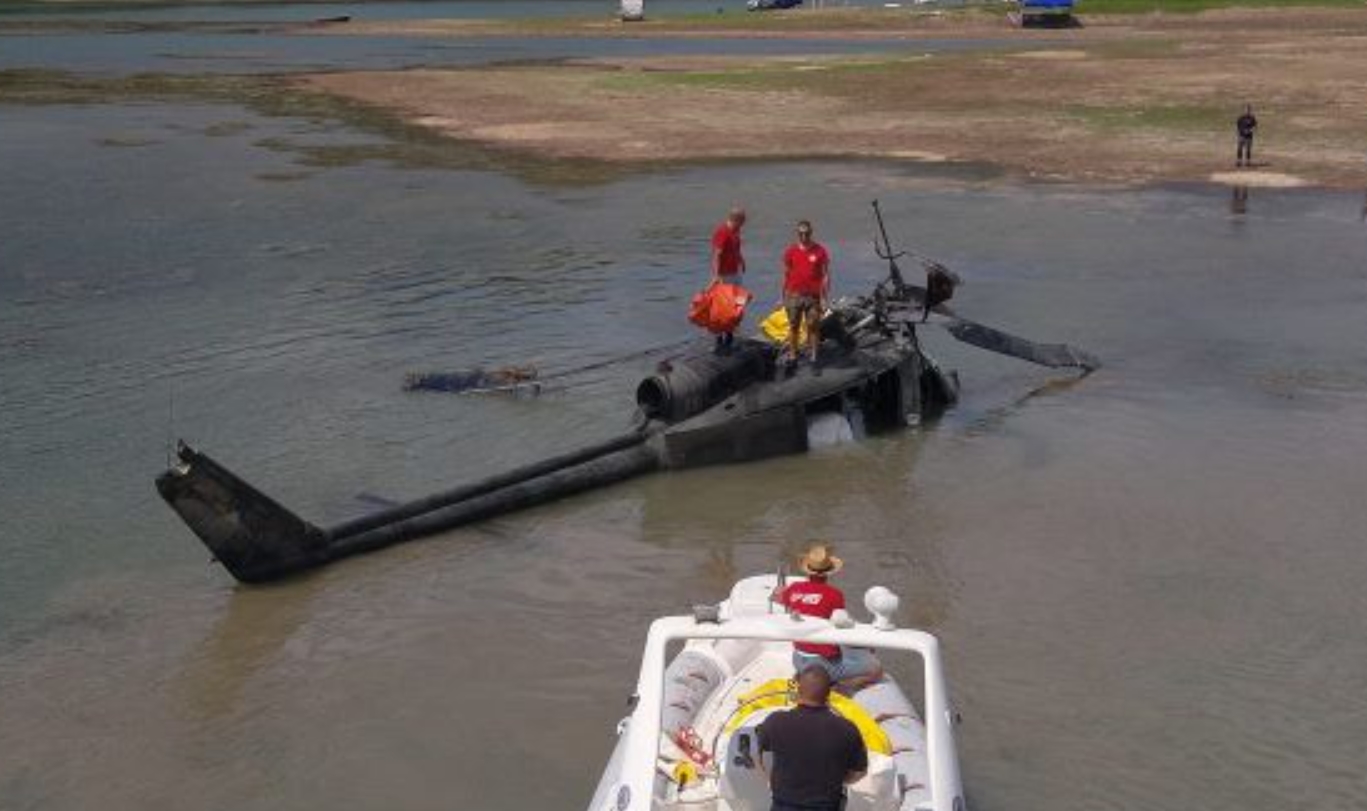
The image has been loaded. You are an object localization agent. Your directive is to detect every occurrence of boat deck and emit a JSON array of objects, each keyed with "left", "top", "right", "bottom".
[{"left": 658, "top": 636, "right": 933, "bottom": 811}]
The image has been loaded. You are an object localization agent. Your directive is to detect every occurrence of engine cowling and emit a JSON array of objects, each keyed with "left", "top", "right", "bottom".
[{"left": 636, "top": 343, "right": 770, "bottom": 423}]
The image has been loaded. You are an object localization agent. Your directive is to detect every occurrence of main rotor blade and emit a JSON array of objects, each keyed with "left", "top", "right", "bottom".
[{"left": 935, "top": 315, "right": 1101, "bottom": 371}]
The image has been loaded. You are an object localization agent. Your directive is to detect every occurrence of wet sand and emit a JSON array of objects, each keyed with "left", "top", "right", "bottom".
[{"left": 299, "top": 7, "right": 1367, "bottom": 188}]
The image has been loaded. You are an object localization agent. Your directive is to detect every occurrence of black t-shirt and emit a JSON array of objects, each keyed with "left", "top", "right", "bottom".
[
  {"left": 1237, "top": 113, "right": 1257, "bottom": 137},
  {"left": 756, "top": 704, "right": 868, "bottom": 808}
]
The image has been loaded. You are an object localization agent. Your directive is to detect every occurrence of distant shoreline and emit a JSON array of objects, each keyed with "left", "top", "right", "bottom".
[
  {"left": 293, "top": 7, "right": 1367, "bottom": 189},
  {"left": 3, "top": 0, "right": 351, "bottom": 8},
  {"left": 6, "top": 0, "right": 1366, "bottom": 12},
  {"left": 4, "top": 5, "right": 1366, "bottom": 188}
]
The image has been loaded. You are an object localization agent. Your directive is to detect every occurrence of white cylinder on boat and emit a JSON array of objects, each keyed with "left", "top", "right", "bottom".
[
  {"left": 660, "top": 649, "right": 725, "bottom": 736},
  {"left": 845, "top": 753, "right": 899, "bottom": 811},
  {"left": 852, "top": 680, "right": 932, "bottom": 809},
  {"left": 711, "top": 638, "right": 764, "bottom": 676}
]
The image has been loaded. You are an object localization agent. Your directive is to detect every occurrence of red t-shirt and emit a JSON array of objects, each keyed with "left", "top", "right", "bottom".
[
  {"left": 779, "top": 578, "right": 845, "bottom": 658},
  {"left": 783, "top": 242, "right": 829, "bottom": 296},
  {"left": 712, "top": 223, "right": 744, "bottom": 276}
]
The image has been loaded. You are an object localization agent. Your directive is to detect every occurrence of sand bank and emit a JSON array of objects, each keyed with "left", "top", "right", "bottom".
[{"left": 296, "top": 7, "right": 1367, "bottom": 188}]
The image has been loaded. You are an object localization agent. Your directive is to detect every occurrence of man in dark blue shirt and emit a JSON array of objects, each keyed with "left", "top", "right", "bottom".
[
  {"left": 756, "top": 665, "right": 868, "bottom": 811},
  {"left": 1236, "top": 104, "right": 1258, "bottom": 168}
]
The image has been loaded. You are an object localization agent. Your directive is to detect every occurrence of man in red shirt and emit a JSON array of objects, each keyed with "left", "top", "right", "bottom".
[
  {"left": 710, "top": 206, "right": 747, "bottom": 352},
  {"left": 781, "top": 220, "right": 830, "bottom": 369},
  {"left": 776, "top": 544, "right": 883, "bottom": 691}
]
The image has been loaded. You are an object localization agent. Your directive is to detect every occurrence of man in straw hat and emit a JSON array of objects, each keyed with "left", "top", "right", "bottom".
[{"left": 774, "top": 543, "right": 884, "bottom": 691}]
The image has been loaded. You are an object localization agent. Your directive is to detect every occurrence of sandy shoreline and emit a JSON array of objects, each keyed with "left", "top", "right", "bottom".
[{"left": 293, "top": 7, "right": 1367, "bottom": 188}]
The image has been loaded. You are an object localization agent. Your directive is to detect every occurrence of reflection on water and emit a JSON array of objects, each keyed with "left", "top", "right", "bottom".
[
  {"left": 1, "top": 99, "right": 1366, "bottom": 811},
  {"left": 956, "top": 372, "right": 1091, "bottom": 440},
  {"left": 174, "top": 578, "right": 325, "bottom": 722},
  {"left": 1230, "top": 183, "right": 1249, "bottom": 216}
]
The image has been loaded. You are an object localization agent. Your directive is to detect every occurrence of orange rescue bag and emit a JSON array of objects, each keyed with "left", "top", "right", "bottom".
[{"left": 688, "top": 282, "right": 752, "bottom": 334}]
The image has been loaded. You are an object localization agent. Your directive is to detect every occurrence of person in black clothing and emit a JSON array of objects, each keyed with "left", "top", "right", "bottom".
[
  {"left": 756, "top": 665, "right": 868, "bottom": 811},
  {"left": 1236, "top": 105, "right": 1258, "bottom": 168}
]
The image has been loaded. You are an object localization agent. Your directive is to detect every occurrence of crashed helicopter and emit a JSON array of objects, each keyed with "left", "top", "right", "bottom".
[{"left": 156, "top": 203, "right": 1098, "bottom": 584}]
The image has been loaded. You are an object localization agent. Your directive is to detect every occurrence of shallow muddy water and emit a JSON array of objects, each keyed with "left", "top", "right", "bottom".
[
  {"left": 0, "top": 0, "right": 895, "bottom": 22},
  {"left": 2, "top": 87, "right": 1367, "bottom": 811},
  {"left": 0, "top": 30, "right": 973, "bottom": 74},
  {"left": 0, "top": 0, "right": 1038, "bottom": 75},
  {"left": 0, "top": 0, "right": 1027, "bottom": 75}
]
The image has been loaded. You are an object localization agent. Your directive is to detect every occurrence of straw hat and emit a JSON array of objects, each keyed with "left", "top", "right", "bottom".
[{"left": 799, "top": 544, "right": 843, "bottom": 576}]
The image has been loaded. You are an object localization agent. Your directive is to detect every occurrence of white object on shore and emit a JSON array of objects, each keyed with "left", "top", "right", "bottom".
[
  {"left": 621, "top": 0, "right": 644, "bottom": 21},
  {"left": 586, "top": 574, "right": 965, "bottom": 811}
]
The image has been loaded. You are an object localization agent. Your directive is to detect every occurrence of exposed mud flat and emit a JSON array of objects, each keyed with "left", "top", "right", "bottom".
[{"left": 298, "top": 7, "right": 1367, "bottom": 187}]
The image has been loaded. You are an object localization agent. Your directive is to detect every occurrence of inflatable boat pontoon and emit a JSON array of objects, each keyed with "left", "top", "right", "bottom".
[{"left": 587, "top": 574, "right": 965, "bottom": 811}]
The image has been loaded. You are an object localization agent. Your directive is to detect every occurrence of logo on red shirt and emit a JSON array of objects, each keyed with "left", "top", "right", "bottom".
[
  {"left": 783, "top": 242, "right": 828, "bottom": 296},
  {"left": 780, "top": 579, "right": 845, "bottom": 658}
]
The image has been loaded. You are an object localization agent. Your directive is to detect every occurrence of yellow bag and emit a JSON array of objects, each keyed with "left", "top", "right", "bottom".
[{"left": 759, "top": 307, "right": 808, "bottom": 345}]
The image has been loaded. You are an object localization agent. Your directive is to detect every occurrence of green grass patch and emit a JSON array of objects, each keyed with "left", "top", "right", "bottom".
[
  {"left": 0, "top": 0, "right": 351, "bottom": 12},
  {"left": 253, "top": 170, "right": 314, "bottom": 182},
  {"left": 597, "top": 67, "right": 789, "bottom": 92},
  {"left": 596, "top": 56, "right": 925, "bottom": 93},
  {"left": 202, "top": 120, "right": 254, "bottom": 137},
  {"left": 95, "top": 135, "right": 159, "bottom": 147},
  {"left": 1089, "top": 38, "right": 1182, "bottom": 58},
  {"left": 628, "top": 7, "right": 994, "bottom": 29},
  {"left": 0, "top": 68, "right": 637, "bottom": 186},
  {"left": 1082, "top": 0, "right": 1366, "bottom": 14},
  {"left": 0, "top": 68, "right": 258, "bottom": 104},
  {"left": 472, "top": 6, "right": 1004, "bottom": 35},
  {"left": 1067, "top": 103, "right": 1228, "bottom": 132}
]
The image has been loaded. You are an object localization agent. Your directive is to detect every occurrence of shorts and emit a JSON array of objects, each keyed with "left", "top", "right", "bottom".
[
  {"left": 792, "top": 647, "right": 881, "bottom": 682},
  {"left": 771, "top": 800, "right": 844, "bottom": 811},
  {"left": 783, "top": 291, "right": 821, "bottom": 326}
]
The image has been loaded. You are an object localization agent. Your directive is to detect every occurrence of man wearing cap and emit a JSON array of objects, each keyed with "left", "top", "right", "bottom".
[
  {"left": 775, "top": 544, "right": 884, "bottom": 690},
  {"left": 756, "top": 665, "right": 867, "bottom": 811},
  {"left": 710, "top": 206, "right": 748, "bottom": 353}
]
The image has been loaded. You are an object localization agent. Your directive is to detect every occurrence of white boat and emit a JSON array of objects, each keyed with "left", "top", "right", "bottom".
[{"left": 587, "top": 574, "right": 965, "bottom": 811}]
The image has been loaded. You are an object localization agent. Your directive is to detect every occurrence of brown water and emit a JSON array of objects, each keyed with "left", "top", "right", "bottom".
[{"left": 2, "top": 100, "right": 1366, "bottom": 811}]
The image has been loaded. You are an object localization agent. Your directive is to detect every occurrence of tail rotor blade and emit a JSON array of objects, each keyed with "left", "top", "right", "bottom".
[{"left": 939, "top": 316, "right": 1101, "bottom": 371}]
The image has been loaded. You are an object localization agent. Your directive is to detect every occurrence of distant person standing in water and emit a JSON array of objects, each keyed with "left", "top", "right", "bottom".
[
  {"left": 710, "top": 206, "right": 747, "bottom": 352},
  {"left": 1236, "top": 104, "right": 1258, "bottom": 168}
]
